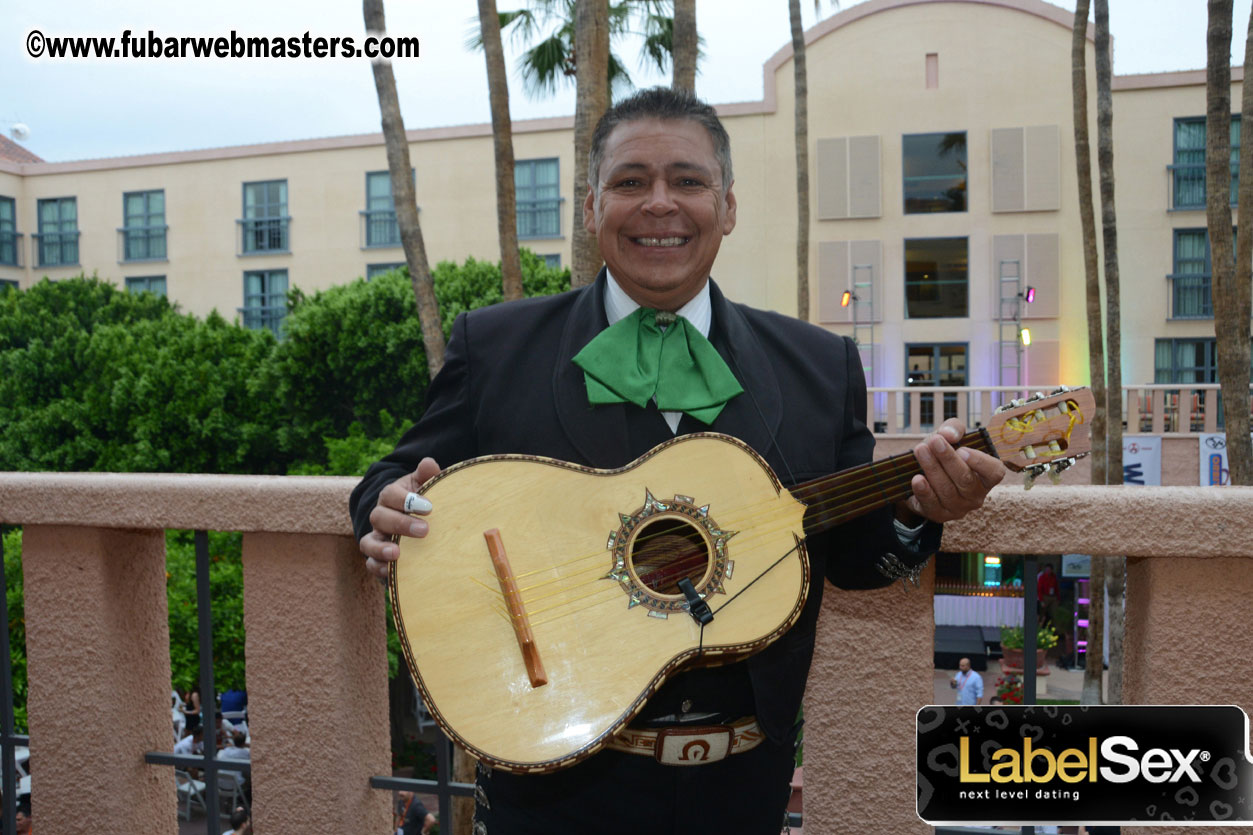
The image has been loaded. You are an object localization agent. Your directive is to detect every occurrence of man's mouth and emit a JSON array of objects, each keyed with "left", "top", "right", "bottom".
[{"left": 631, "top": 236, "right": 689, "bottom": 247}]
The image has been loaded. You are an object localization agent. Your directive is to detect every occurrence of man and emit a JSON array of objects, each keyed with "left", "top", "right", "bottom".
[
  {"left": 1037, "top": 561, "right": 1060, "bottom": 625},
  {"left": 14, "top": 799, "right": 31, "bottom": 835},
  {"left": 351, "top": 87, "right": 1004, "bottom": 833},
  {"left": 395, "top": 790, "right": 436, "bottom": 835},
  {"left": 173, "top": 727, "right": 203, "bottom": 757},
  {"left": 952, "top": 657, "right": 983, "bottom": 705}
]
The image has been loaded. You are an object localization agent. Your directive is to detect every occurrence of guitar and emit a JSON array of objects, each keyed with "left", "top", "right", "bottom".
[{"left": 390, "top": 387, "right": 1094, "bottom": 773}]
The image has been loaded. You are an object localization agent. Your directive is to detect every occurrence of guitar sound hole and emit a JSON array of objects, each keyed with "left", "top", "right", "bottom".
[{"left": 629, "top": 517, "right": 711, "bottom": 596}]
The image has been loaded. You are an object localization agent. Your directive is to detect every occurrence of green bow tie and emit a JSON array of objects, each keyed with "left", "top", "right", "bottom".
[{"left": 572, "top": 307, "right": 744, "bottom": 425}]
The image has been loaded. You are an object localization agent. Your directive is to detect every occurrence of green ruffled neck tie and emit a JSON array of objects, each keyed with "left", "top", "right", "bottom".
[{"left": 572, "top": 308, "right": 744, "bottom": 425}]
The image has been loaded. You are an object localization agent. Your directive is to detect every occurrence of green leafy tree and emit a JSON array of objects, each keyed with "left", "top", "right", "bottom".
[
  {"left": 0, "top": 277, "right": 277, "bottom": 474},
  {"left": 431, "top": 247, "right": 571, "bottom": 339},
  {"left": 3, "top": 529, "right": 27, "bottom": 732},
  {"left": 165, "top": 531, "right": 248, "bottom": 694}
]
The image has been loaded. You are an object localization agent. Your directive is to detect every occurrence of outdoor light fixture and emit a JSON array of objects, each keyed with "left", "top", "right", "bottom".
[
  {"left": 1025, "top": 286, "right": 1036, "bottom": 303},
  {"left": 1020, "top": 327, "right": 1032, "bottom": 346},
  {"left": 841, "top": 290, "right": 853, "bottom": 307}
]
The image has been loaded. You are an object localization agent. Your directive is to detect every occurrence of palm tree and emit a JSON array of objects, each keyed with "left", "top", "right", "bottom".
[
  {"left": 789, "top": 1, "right": 838, "bottom": 322},
  {"left": 363, "top": 0, "right": 445, "bottom": 378},
  {"left": 1071, "top": 0, "right": 1107, "bottom": 705},
  {"left": 1094, "top": 0, "right": 1125, "bottom": 705},
  {"left": 672, "top": 0, "right": 696, "bottom": 92},
  {"left": 478, "top": 0, "right": 525, "bottom": 302},
  {"left": 1234, "top": 0, "right": 1253, "bottom": 483},
  {"left": 572, "top": 0, "right": 612, "bottom": 287},
  {"left": 1208, "top": 0, "right": 1253, "bottom": 484},
  {"left": 485, "top": 0, "right": 674, "bottom": 287},
  {"left": 789, "top": 0, "right": 810, "bottom": 321}
]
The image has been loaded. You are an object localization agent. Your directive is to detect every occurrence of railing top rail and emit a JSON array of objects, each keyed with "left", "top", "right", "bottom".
[
  {"left": 868, "top": 384, "right": 1251, "bottom": 392},
  {"left": 0, "top": 471, "right": 357, "bottom": 534},
  {"left": 4, "top": 476, "right": 1253, "bottom": 559},
  {"left": 943, "top": 484, "right": 1253, "bottom": 559}
]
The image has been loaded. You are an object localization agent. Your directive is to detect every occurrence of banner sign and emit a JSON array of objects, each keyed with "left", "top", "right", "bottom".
[
  {"left": 1122, "top": 437, "right": 1161, "bottom": 486},
  {"left": 1200, "top": 434, "right": 1229, "bottom": 486},
  {"left": 918, "top": 705, "right": 1253, "bottom": 825}
]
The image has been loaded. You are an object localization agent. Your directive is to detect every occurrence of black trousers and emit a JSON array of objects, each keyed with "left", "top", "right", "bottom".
[{"left": 473, "top": 733, "right": 798, "bottom": 835}]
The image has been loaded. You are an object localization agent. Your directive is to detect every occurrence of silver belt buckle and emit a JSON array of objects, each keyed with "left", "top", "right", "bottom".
[{"left": 654, "top": 725, "right": 734, "bottom": 766}]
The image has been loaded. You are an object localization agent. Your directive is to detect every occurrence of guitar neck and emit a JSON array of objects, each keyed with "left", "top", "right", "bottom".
[{"left": 791, "top": 429, "right": 997, "bottom": 537}]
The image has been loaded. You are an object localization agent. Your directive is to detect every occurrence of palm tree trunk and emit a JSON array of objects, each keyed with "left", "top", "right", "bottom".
[
  {"left": 1072, "top": 0, "right": 1106, "bottom": 705},
  {"left": 672, "top": 0, "right": 697, "bottom": 92},
  {"left": 364, "top": 0, "right": 445, "bottom": 378},
  {"left": 1094, "top": 0, "right": 1124, "bottom": 705},
  {"left": 1233, "top": 1, "right": 1253, "bottom": 485},
  {"left": 479, "top": 0, "right": 524, "bottom": 302},
  {"left": 1213, "top": 0, "right": 1253, "bottom": 484},
  {"left": 572, "top": 0, "right": 610, "bottom": 288},
  {"left": 790, "top": 0, "right": 810, "bottom": 322}
]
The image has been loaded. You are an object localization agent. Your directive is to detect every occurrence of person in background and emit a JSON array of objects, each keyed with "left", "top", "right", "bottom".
[
  {"left": 181, "top": 685, "right": 202, "bottom": 733},
  {"left": 14, "top": 798, "right": 31, "bottom": 835},
  {"left": 224, "top": 806, "right": 250, "bottom": 835},
  {"left": 174, "top": 727, "right": 204, "bottom": 756},
  {"left": 951, "top": 657, "right": 983, "bottom": 705},
  {"left": 1037, "top": 562, "right": 1060, "bottom": 625},
  {"left": 395, "top": 790, "right": 436, "bottom": 835}
]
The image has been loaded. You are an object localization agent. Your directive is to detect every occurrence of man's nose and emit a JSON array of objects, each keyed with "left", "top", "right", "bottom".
[{"left": 641, "top": 180, "right": 677, "bottom": 214}]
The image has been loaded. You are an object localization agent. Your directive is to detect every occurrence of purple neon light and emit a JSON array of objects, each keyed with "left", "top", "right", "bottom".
[
  {"left": 1077, "top": 619, "right": 1089, "bottom": 627},
  {"left": 1077, "top": 598, "right": 1090, "bottom": 604}
]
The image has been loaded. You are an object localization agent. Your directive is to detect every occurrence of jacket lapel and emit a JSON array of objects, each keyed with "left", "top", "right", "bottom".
[
  {"left": 703, "top": 280, "right": 783, "bottom": 465},
  {"left": 552, "top": 269, "right": 631, "bottom": 467}
]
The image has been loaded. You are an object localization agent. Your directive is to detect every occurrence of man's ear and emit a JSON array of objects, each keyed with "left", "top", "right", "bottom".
[
  {"left": 722, "top": 182, "right": 737, "bottom": 235},
  {"left": 583, "top": 186, "right": 597, "bottom": 235}
]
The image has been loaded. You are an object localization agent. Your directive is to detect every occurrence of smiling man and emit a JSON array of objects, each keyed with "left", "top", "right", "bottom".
[{"left": 351, "top": 87, "right": 1003, "bottom": 834}]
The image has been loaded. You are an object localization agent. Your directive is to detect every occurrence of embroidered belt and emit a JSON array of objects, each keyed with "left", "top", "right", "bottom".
[{"left": 605, "top": 716, "right": 764, "bottom": 766}]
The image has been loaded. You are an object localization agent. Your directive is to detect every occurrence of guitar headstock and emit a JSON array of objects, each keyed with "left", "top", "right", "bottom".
[{"left": 984, "top": 386, "right": 1096, "bottom": 488}]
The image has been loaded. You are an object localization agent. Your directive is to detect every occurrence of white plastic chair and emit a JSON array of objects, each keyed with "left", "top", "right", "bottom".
[
  {"left": 175, "top": 769, "right": 207, "bottom": 820},
  {"left": 217, "top": 770, "right": 249, "bottom": 819}
]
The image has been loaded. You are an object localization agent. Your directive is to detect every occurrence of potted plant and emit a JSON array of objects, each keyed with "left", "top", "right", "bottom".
[{"left": 998, "top": 624, "right": 1058, "bottom": 673}]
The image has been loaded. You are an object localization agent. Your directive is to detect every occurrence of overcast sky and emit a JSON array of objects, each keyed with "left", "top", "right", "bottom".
[{"left": 4, "top": 0, "right": 1250, "bottom": 162}]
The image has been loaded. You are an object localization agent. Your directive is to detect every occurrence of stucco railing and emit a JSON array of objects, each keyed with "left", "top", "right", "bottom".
[
  {"left": 869, "top": 384, "right": 1253, "bottom": 437},
  {"left": 2, "top": 473, "right": 1252, "bottom": 835}
]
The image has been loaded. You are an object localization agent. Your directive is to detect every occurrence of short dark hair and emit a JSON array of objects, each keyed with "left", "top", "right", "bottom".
[{"left": 587, "top": 86, "right": 733, "bottom": 192}]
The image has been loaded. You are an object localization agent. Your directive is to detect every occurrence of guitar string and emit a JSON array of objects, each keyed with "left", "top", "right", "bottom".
[
  {"left": 432, "top": 397, "right": 1082, "bottom": 602},
  {"left": 465, "top": 404, "right": 1083, "bottom": 616},
  {"left": 471, "top": 440, "right": 948, "bottom": 608},
  {"left": 495, "top": 429, "right": 989, "bottom": 596}
]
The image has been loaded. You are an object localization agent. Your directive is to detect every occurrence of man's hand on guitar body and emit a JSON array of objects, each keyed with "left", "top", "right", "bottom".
[
  {"left": 896, "top": 418, "right": 1006, "bottom": 526},
  {"left": 360, "top": 457, "right": 442, "bottom": 580}
]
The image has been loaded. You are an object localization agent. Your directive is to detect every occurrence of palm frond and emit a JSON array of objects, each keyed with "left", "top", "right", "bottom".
[{"left": 518, "top": 33, "right": 574, "bottom": 98}]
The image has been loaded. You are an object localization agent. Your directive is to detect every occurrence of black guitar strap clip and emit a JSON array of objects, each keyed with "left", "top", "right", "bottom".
[{"left": 677, "top": 578, "right": 714, "bottom": 626}]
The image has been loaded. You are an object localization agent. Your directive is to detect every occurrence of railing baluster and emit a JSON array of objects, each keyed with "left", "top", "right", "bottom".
[
  {"left": 1, "top": 531, "right": 16, "bottom": 835},
  {"left": 195, "top": 529, "right": 222, "bottom": 834}
]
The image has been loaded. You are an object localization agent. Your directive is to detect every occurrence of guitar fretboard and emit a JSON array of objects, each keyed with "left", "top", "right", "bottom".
[{"left": 791, "top": 429, "right": 996, "bottom": 537}]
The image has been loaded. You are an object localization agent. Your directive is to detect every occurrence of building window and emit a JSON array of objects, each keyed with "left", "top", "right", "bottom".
[
  {"left": 121, "top": 190, "right": 167, "bottom": 262},
  {"left": 905, "top": 237, "right": 968, "bottom": 318},
  {"left": 541, "top": 253, "right": 561, "bottom": 269},
  {"left": 241, "top": 269, "right": 288, "bottom": 335},
  {"left": 1169, "top": 229, "right": 1212, "bottom": 318},
  {"left": 0, "top": 196, "right": 18, "bottom": 267},
  {"left": 363, "top": 171, "right": 401, "bottom": 248},
  {"left": 516, "top": 158, "right": 561, "bottom": 239},
  {"left": 37, "top": 197, "right": 79, "bottom": 267},
  {"left": 367, "top": 262, "right": 406, "bottom": 280},
  {"left": 902, "top": 132, "right": 966, "bottom": 213},
  {"left": 1172, "top": 116, "right": 1239, "bottom": 210},
  {"left": 240, "top": 180, "right": 289, "bottom": 254},
  {"left": 1155, "top": 338, "right": 1217, "bottom": 383},
  {"left": 0, "top": 279, "right": 17, "bottom": 293},
  {"left": 125, "top": 275, "right": 167, "bottom": 296},
  {"left": 905, "top": 343, "right": 968, "bottom": 429}
]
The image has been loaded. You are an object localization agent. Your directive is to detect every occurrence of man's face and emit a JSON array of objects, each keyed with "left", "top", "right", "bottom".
[
  {"left": 15, "top": 811, "right": 30, "bottom": 834},
  {"left": 584, "top": 117, "right": 736, "bottom": 310},
  {"left": 959, "top": 658, "right": 971, "bottom": 673}
]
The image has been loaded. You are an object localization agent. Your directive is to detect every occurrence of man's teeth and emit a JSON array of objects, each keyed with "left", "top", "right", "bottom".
[{"left": 634, "top": 237, "right": 687, "bottom": 246}]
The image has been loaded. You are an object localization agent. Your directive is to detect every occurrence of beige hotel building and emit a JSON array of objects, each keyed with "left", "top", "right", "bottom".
[{"left": 0, "top": 0, "right": 1238, "bottom": 402}]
